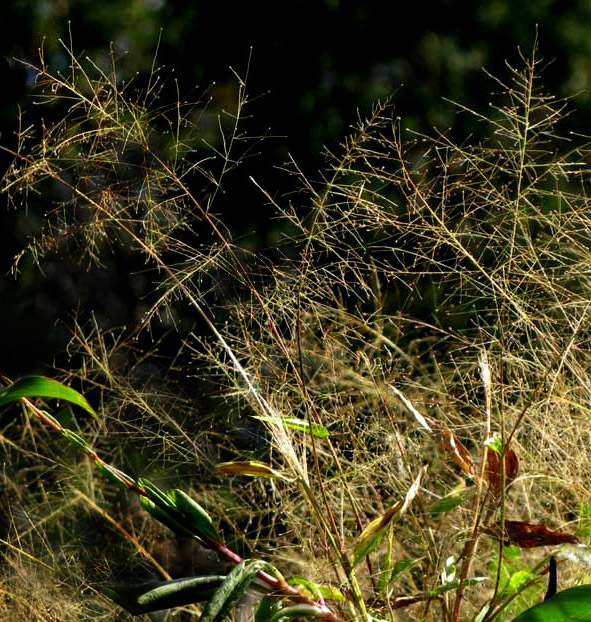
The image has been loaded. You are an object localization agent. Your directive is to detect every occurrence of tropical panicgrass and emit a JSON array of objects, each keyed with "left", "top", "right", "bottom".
[{"left": 2, "top": 40, "right": 591, "bottom": 621}]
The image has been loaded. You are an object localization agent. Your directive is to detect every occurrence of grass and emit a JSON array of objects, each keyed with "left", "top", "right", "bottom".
[{"left": 1, "top": 39, "right": 591, "bottom": 621}]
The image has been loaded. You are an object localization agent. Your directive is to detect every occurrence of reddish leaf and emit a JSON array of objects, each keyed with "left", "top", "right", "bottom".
[
  {"left": 433, "top": 423, "right": 475, "bottom": 477},
  {"left": 485, "top": 447, "right": 518, "bottom": 495},
  {"left": 484, "top": 520, "right": 579, "bottom": 548}
]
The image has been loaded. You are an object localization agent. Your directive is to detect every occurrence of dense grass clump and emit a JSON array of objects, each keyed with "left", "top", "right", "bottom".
[{"left": 2, "top": 42, "right": 591, "bottom": 621}]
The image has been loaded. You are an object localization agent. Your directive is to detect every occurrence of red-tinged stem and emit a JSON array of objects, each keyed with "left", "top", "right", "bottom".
[
  {"left": 212, "top": 541, "right": 341, "bottom": 620},
  {"left": 18, "top": 395, "right": 341, "bottom": 621}
]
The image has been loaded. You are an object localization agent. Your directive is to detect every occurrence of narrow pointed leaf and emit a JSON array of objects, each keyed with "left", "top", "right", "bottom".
[
  {"left": 0, "top": 376, "right": 98, "bottom": 420},
  {"left": 350, "top": 468, "right": 424, "bottom": 567},
  {"left": 139, "top": 496, "right": 197, "bottom": 540},
  {"left": 429, "top": 487, "right": 468, "bottom": 515},
  {"left": 201, "top": 559, "right": 269, "bottom": 622},
  {"left": 216, "top": 461, "right": 288, "bottom": 480},
  {"left": 138, "top": 478, "right": 175, "bottom": 511},
  {"left": 389, "top": 559, "right": 422, "bottom": 586},
  {"left": 255, "top": 596, "right": 283, "bottom": 622},
  {"left": 268, "top": 604, "right": 332, "bottom": 622},
  {"left": 429, "top": 577, "right": 486, "bottom": 597},
  {"left": 62, "top": 429, "right": 91, "bottom": 452},
  {"left": 254, "top": 416, "right": 329, "bottom": 439},
  {"left": 94, "top": 460, "right": 136, "bottom": 487},
  {"left": 168, "top": 489, "right": 219, "bottom": 541},
  {"left": 512, "top": 584, "right": 591, "bottom": 621},
  {"left": 104, "top": 575, "right": 226, "bottom": 615}
]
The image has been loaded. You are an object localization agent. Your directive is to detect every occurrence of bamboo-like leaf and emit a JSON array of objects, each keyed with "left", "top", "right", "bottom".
[
  {"left": 0, "top": 376, "right": 98, "bottom": 420},
  {"left": 350, "top": 468, "right": 424, "bottom": 567},
  {"left": 391, "top": 559, "right": 422, "bottom": 584},
  {"left": 429, "top": 484, "right": 468, "bottom": 515},
  {"left": 168, "top": 489, "right": 219, "bottom": 541},
  {"left": 201, "top": 559, "right": 269, "bottom": 622},
  {"left": 254, "top": 416, "right": 329, "bottom": 438},
  {"left": 512, "top": 585, "right": 591, "bottom": 621},
  {"left": 216, "top": 461, "right": 289, "bottom": 480},
  {"left": 104, "top": 575, "right": 226, "bottom": 615}
]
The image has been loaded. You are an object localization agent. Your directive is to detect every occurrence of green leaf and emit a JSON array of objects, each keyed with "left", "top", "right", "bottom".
[
  {"left": 139, "top": 495, "right": 196, "bottom": 540},
  {"left": 94, "top": 460, "right": 136, "bottom": 487},
  {"left": 168, "top": 489, "right": 219, "bottom": 541},
  {"left": 287, "top": 577, "right": 344, "bottom": 602},
  {"left": 429, "top": 490, "right": 467, "bottom": 515},
  {"left": 254, "top": 416, "right": 329, "bottom": 439},
  {"left": 502, "top": 570, "right": 537, "bottom": 599},
  {"left": 62, "top": 429, "right": 91, "bottom": 452},
  {"left": 201, "top": 559, "right": 268, "bottom": 622},
  {"left": 429, "top": 576, "right": 486, "bottom": 597},
  {"left": 512, "top": 585, "right": 591, "bottom": 621},
  {"left": 138, "top": 478, "right": 175, "bottom": 511},
  {"left": 287, "top": 576, "right": 323, "bottom": 600},
  {"left": 350, "top": 468, "right": 424, "bottom": 567},
  {"left": 268, "top": 604, "right": 331, "bottom": 622},
  {"left": 390, "top": 559, "right": 422, "bottom": 584},
  {"left": 485, "top": 433, "right": 503, "bottom": 454},
  {"left": 103, "top": 575, "right": 226, "bottom": 615},
  {"left": 255, "top": 596, "right": 283, "bottom": 622},
  {"left": 0, "top": 376, "right": 98, "bottom": 420}
]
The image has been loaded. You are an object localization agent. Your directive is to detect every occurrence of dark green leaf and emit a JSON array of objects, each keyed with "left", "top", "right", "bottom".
[
  {"left": 138, "top": 478, "right": 175, "bottom": 511},
  {"left": 94, "top": 460, "right": 136, "bottom": 487},
  {"left": 390, "top": 559, "right": 422, "bottom": 585},
  {"left": 201, "top": 559, "right": 268, "bottom": 622},
  {"left": 255, "top": 596, "right": 283, "bottom": 622},
  {"left": 103, "top": 575, "right": 226, "bottom": 615},
  {"left": 139, "top": 495, "right": 196, "bottom": 540},
  {"left": 168, "top": 489, "right": 219, "bottom": 541}
]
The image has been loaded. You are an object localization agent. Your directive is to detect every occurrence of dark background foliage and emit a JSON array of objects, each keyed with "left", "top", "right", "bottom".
[{"left": 1, "top": 0, "right": 591, "bottom": 375}]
